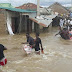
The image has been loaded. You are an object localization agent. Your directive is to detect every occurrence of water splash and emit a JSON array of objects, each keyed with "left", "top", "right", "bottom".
[{"left": 42, "top": 54, "right": 48, "bottom": 59}]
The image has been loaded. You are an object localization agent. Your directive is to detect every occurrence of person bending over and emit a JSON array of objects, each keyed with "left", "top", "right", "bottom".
[{"left": 0, "top": 44, "right": 7, "bottom": 66}]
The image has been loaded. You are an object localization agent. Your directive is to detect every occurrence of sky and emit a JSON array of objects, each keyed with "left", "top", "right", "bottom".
[{"left": 0, "top": 0, "right": 71, "bottom": 7}]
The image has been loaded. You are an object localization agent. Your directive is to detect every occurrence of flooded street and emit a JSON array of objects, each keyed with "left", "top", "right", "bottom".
[{"left": 0, "top": 27, "right": 72, "bottom": 72}]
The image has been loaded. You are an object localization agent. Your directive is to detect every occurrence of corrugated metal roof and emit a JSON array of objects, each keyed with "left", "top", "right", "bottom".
[
  {"left": 30, "top": 18, "right": 47, "bottom": 27},
  {"left": 0, "top": 3, "right": 14, "bottom": 8},
  {"left": 0, "top": 7, "right": 36, "bottom": 13},
  {"left": 30, "top": 15, "right": 57, "bottom": 27}
]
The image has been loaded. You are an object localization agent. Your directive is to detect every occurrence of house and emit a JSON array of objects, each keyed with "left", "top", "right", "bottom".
[
  {"left": 0, "top": 3, "right": 14, "bottom": 35},
  {"left": 16, "top": 3, "right": 58, "bottom": 32},
  {"left": 0, "top": 3, "right": 58, "bottom": 35},
  {"left": 29, "top": 14, "right": 57, "bottom": 31},
  {"left": 0, "top": 7, "right": 36, "bottom": 35},
  {"left": 16, "top": 3, "right": 51, "bottom": 15},
  {"left": 16, "top": 3, "right": 37, "bottom": 11},
  {"left": 48, "top": 2, "right": 69, "bottom": 15}
]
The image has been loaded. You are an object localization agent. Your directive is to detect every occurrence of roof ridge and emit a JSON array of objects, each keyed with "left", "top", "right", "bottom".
[{"left": 16, "top": 3, "right": 37, "bottom": 8}]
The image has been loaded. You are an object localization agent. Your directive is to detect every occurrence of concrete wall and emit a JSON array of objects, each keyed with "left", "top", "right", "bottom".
[
  {"left": 7, "top": 11, "right": 20, "bottom": 17},
  {"left": 0, "top": 11, "right": 37, "bottom": 34},
  {"left": 29, "top": 12, "right": 36, "bottom": 18},
  {"left": 0, "top": 13, "right": 7, "bottom": 35},
  {"left": 6, "top": 11, "right": 20, "bottom": 34}
]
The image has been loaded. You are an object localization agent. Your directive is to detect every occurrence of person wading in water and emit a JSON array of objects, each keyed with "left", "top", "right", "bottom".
[
  {"left": 0, "top": 44, "right": 7, "bottom": 66},
  {"left": 34, "top": 33, "right": 44, "bottom": 55}
]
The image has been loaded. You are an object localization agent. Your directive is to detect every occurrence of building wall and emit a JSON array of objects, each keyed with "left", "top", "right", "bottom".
[
  {"left": 0, "top": 13, "right": 7, "bottom": 35},
  {"left": 7, "top": 11, "right": 20, "bottom": 17},
  {"left": 6, "top": 11, "right": 20, "bottom": 34},
  {"left": 29, "top": 13, "right": 36, "bottom": 18},
  {"left": 0, "top": 11, "right": 38, "bottom": 34},
  {"left": 6, "top": 12, "right": 36, "bottom": 34}
]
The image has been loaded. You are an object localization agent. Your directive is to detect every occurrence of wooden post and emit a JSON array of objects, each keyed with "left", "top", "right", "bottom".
[
  {"left": 71, "top": 0, "right": 72, "bottom": 9},
  {"left": 32, "top": 21, "right": 34, "bottom": 32},
  {"left": 25, "top": 15, "right": 27, "bottom": 32},
  {"left": 19, "top": 13, "right": 22, "bottom": 33}
]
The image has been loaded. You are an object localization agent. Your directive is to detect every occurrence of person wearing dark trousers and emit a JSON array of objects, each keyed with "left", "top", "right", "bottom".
[
  {"left": 34, "top": 33, "right": 44, "bottom": 55},
  {"left": 0, "top": 44, "right": 7, "bottom": 66}
]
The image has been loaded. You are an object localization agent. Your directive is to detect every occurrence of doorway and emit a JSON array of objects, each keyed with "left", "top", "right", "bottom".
[
  {"left": 11, "top": 17, "right": 19, "bottom": 33},
  {"left": 26, "top": 15, "right": 32, "bottom": 33}
]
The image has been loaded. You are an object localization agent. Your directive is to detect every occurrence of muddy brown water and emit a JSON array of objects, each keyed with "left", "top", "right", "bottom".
[{"left": 0, "top": 27, "right": 72, "bottom": 72}]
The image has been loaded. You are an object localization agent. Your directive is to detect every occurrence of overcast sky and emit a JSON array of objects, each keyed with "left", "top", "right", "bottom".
[{"left": 0, "top": 0, "right": 71, "bottom": 7}]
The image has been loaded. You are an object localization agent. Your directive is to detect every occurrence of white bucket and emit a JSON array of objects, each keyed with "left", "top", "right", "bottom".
[{"left": 23, "top": 45, "right": 32, "bottom": 54}]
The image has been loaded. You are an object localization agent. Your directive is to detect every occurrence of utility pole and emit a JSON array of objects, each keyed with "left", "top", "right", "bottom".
[
  {"left": 71, "top": 0, "right": 72, "bottom": 8},
  {"left": 37, "top": 0, "right": 40, "bottom": 16}
]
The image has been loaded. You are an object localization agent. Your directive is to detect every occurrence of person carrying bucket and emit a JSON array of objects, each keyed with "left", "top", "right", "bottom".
[
  {"left": 22, "top": 33, "right": 35, "bottom": 48},
  {"left": 22, "top": 33, "right": 35, "bottom": 54},
  {"left": 0, "top": 44, "right": 7, "bottom": 66}
]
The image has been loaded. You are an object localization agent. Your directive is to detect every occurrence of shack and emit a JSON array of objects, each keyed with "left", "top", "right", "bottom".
[
  {"left": 16, "top": 3, "right": 57, "bottom": 32},
  {"left": 0, "top": 7, "right": 36, "bottom": 35},
  {"left": 0, "top": 3, "right": 58, "bottom": 35}
]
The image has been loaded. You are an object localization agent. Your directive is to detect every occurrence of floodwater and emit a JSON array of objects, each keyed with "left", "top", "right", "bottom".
[{"left": 0, "top": 27, "right": 72, "bottom": 72}]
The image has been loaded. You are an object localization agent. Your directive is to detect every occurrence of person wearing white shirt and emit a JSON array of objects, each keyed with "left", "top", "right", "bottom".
[
  {"left": 59, "top": 18, "right": 64, "bottom": 30},
  {"left": 70, "top": 19, "right": 72, "bottom": 25}
]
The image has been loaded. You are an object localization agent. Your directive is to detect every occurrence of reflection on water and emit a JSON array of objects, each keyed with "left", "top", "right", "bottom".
[{"left": 0, "top": 27, "right": 72, "bottom": 72}]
